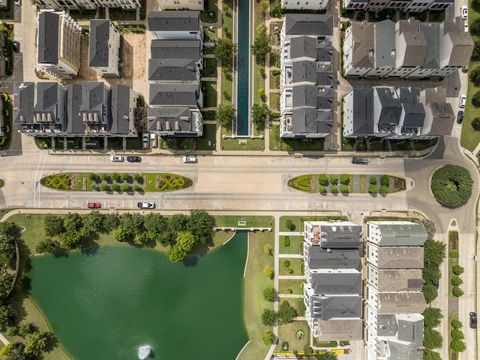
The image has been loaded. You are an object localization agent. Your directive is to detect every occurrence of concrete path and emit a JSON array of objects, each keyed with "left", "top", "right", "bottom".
[{"left": 278, "top": 254, "right": 302, "bottom": 259}]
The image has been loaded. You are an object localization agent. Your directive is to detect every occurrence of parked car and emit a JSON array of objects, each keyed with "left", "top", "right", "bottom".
[
  {"left": 110, "top": 155, "right": 124, "bottom": 162},
  {"left": 457, "top": 111, "right": 464, "bottom": 124},
  {"left": 14, "top": 0, "right": 20, "bottom": 6},
  {"left": 470, "top": 312, "right": 477, "bottom": 329},
  {"left": 461, "top": 5, "right": 468, "bottom": 20},
  {"left": 87, "top": 202, "right": 101, "bottom": 209},
  {"left": 127, "top": 156, "right": 141, "bottom": 163},
  {"left": 12, "top": 41, "right": 20, "bottom": 53},
  {"left": 464, "top": 23, "right": 469, "bottom": 33},
  {"left": 352, "top": 157, "right": 368, "bottom": 165},
  {"left": 434, "top": 280, "right": 440, "bottom": 289},
  {"left": 150, "top": 133, "right": 158, "bottom": 148},
  {"left": 183, "top": 155, "right": 197, "bottom": 163},
  {"left": 138, "top": 202, "right": 155, "bottom": 209},
  {"left": 459, "top": 94, "right": 467, "bottom": 108}
]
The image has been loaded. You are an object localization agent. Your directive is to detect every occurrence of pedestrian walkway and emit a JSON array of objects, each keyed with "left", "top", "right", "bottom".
[{"left": 278, "top": 254, "right": 302, "bottom": 259}]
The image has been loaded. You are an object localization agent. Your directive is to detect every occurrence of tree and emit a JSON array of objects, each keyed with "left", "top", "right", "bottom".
[
  {"left": 99, "top": 183, "right": 109, "bottom": 192},
  {"left": 380, "top": 175, "right": 390, "bottom": 187},
  {"left": 423, "top": 284, "right": 438, "bottom": 303},
  {"left": 262, "top": 330, "right": 274, "bottom": 345},
  {"left": 168, "top": 231, "right": 197, "bottom": 262},
  {"left": 340, "top": 174, "right": 350, "bottom": 185},
  {"left": 24, "top": 331, "right": 51, "bottom": 357},
  {"left": 470, "top": 67, "right": 480, "bottom": 85},
  {"left": 424, "top": 328, "right": 443, "bottom": 349},
  {"left": 112, "top": 172, "right": 121, "bottom": 182},
  {"left": 121, "top": 184, "right": 131, "bottom": 193},
  {"left": 187, "top": 210, "right": 215, "bottom": 246},
  {"left": 63, "top": 213, "right": 83, "bottom": 233},
  {"left": 303, "top": 346, "right": 313, "bottom": 356},
  {"left": 379, "top": 185, "right": 388, "bottom": 195},
  {"left": 262, "top": 309, "right": 277, "bottom": 326},
  {"left": 424, "top": 239, "right": 446, "bottom": 268},
  {"left": 251, "top": 103, "right": 269, "bottom": 132},
  {"left": 368, "top": 185, "right": 377, "bottom": 193},
  {"left": 4, "top": 343, "right": 27, "bottom": 360},
  {"left": 102, "top": 213, "right": 120, "bottom": 233},
  {"left": 473, "top": 41, "right": 480, "bottom": 59},
  {"left": 471, "top": 18, "right": 480, "bottom": 35},
  {"left": 167, "top": 214, "right": 189, "bottom": 234},
  {"left": 473, "top": 91, "right": 480, "bottom": 107},
  {"left": 263, "top": 287, "right": 276, "bottom": 302},
  {"left": 258, "top": 87, "right": 266, "bottom": 102},
  {"left": 264, "top": 244, "right": 273, "bottom": 256},
  {"left": 114, "top": 226, "right": 134, "bottom": 243},
  {"left": 452, "top": 286, "right": 464, "bottom": 297},
  {"left": 319, "top": 174, "right": 328, "bottom": 186},
  {"left": 423, "top": 265, "right": 441, "bottom": 284},
  {"left": 251, "top": 25, "right": 271, "bottom": 64},
  {"left": 59, "top": 231, "right": 83, "bottom": 250},
  {"left": 43, "top": 215, "right": 65, "bottom": 237},
  {"left": 451, "top": 319, "right": 463, "bottom": 329},
  {"left": 35, "top": 239, "right": 60, "bottom": 254},
  {"left": 423, "top": 307, "right": 443, "bottom": 328},
  {"left": 278, "top": 301, "right": 297, "bottom": 324},
  {"left": 217, "top": 103, "right": 236, "bottom": 129},
  {"left": 285, "top": 219, "right": 295, "bottom": 231},
  {"left": 329, "top": 175, "right": 338, "bottom": 184},
  {"left": 214, "top": 38, "right": 237, "bottom": 69},
  {"left": 450, "top": 339, "right": 467, "bottom": 352},
  {"left": 369, "top": 176, "right": 377, "bottom": 185},
  {"left": 0, "top": 305, "right": 11, "bottom": 331},
  {"left": 121, "top": 173, "right": 130, "bottom": 182},
  {"left": 83, "top": 211, "right": 104, "bottom": 234},
  {"left": 111, "top": 183, "right": 120, "bottom": 192},
  {"left": 451, "top": 328, "right": 464, "bottom": 340},
  {"left": 472, "top": 117, "right": 480, "bottom": 131},
  {"left": 451, "top": 276, "right": 463, "bottom": 286},
  {"left": 263, "top": 266, "right": 274, "bottom": 279},
  {"left": 423, "top": 349, "right": 441, "bottom": 360},
  {"left": 143, "top": 214, "right": 168, "bottom": 243}
]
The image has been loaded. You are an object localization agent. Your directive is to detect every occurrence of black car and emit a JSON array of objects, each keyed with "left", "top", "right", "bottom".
[
  {"left": 127, "top": 156, "right": 141, "bottom": 163},
  {"left": 457, "top": 111, "right": 464, "bottom": 125},
  {"left": 470, "top": 312, "right": 477, "bottom": 329},
  {"left": 352, "top": 157, "right": 368, "bottom": 165},
  {"left": 12, "top": 41, "right": 20, "bottom": 53}
]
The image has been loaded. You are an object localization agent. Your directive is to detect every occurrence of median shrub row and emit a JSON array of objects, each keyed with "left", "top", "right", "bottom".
[{"left": 449, "top": 231, "right": 464, "bottom": 298}]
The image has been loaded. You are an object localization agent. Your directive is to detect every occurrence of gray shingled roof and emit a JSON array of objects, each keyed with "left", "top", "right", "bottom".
[
  {"left": 374, "top": 268, "right": 423, "bottom": 292},
  {"left": 315, "top": 319, "right": 363, "bottom": 341},
  {"left": 350, "top": 21, "right": 374, "bottom": 68},
  {"left": 66, "top": 84, "right": 84, "bottom": 134},
  {"left": 377, "top": 292, "right": 427, "bottom": 314},
  {"left": 442, "top": 18, "right": 474, "bottom": 66},
  {"left": 89, "top": 19, "right": 110, "bottom": 68},
  {"left": 420, "top": 22, "right": 440, "bottom": 69},
  {"left": 291, "top": 108, "right": 333, "bottom": 134},
  {"left": 309, "top": 272, "right": 362, "bottom": 295},
  {"left": 147, "top": 11, "right": 200, "bottom": 32},
  {"left": 307, "top": 295, "right": 362, "bottom": 320},
  {"left": 147, "top": 107, "right": 197, "bottom": 133},
  {"left": 284, "top": 14, "right": 333, "bottom": 36},
  {"left": 399, "top": 87, "right": 425, "bottom": 130},
  {"left": 149, "top": 83, "right": 198, "bottom": 106},
  {"left": 373, "top": 246, "right": 424, "bottom": 269},
  {"left": 375, "top": 87, "right": 402, "bottom": 130},
  {"left": 373, "top": 222, "right": 428, "bottom": 246},
  {"left": 148, "top": 58, "right": 198, "bottom": 81},
  {"left": 289, "top": 36, "right": 333, "bottom": 61},
  {"left": 110, "top": 85, "right": 134, "bottom": 136},
  {"left": 38, "top": 11, "right": 59, "bottom": 64},
  {"left": 350, "top": 87, "right": 374, "bottom": 135},
  {"left": 307, "top": 247, "right": 361, "bottom": 270},
  {"left": 14, "top": 82, "right": 34, "bottom": 125},
  {"left": 374, "top": 20, "right": 395, "bottom": 68},
  {"left": 318, "top": 223, "right": 362, "bottom": 248},
  {"left": 150, "top": 39, "right": 202, "bottom": 60}
]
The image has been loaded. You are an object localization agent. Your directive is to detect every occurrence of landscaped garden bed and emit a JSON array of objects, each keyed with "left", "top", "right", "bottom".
[
  {"left": 40, "top": 172, "right": 192, "bottom": 193},
  {"left": 431, "top": 165, "right": 473, "bottom": 208},
  {"left": 288, "top": 173, "right": 406, "bottom": 195},
  {"left": 275, "top": 321, "right": 310, "bottom": 354},
  {"left": 279, "top": 258, "right": 304, "bottom": 276},
  {"left": 278, "top": 279, "right": 304, "bottom": 295},
  {"left": 279, "top": 235, "right": 303, "bottom": 254}
]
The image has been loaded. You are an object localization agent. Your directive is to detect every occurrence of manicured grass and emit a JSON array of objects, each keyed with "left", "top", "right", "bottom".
[
  {"left": 221, "top": 69, "right": 233, "bottom": 104},
  {"left": 238, "top": 231, "right": 274, "bottom": 360},
  {"left": 221, "top": 126, "right": 265, "bottom": 150},
  {"left": 269, "top": 92, "right": 280, "bottom": 111},
  {"left": 202, "top": 82, "right": 217, "bottom": 108},
  {"left": 269, "top": 70, "right": 280, "bottom": 89},
  {"left": 275, "top": 321, "right": 310, "bottom": 353},
  {"left": 203, "top": 57, "right": 218, "bottom": 78},
  {"left": 162, "top": 124, "right": 217, "bottom": 151},
  {"left": 279, "top": 215, "right": 348, "bottom": 232},
  {"left": 201, "top": 0, "right": 218, "bottom": 23},
  {"left": 215, "top": 216, "right": 273, "bottom": 228},
  {"left": 278, "top": 279, "right": 304, "bottom": 295},
  {"left": 279, "top": 236, "right": 304, "bottom": 255},
  {"left": 269, "top": 125, "right": 324, "bottom": 152},
  {"left": 279, "top": 258, "right": 304, "bottom": 275},
  {"left": 287, "top": 174, "right": 317, "bottom": 193},
  {"left": 278, "top": 297, "right": 306, "bottom": 317}
]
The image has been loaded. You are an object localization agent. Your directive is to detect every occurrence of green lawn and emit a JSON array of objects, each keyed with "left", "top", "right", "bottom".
[
  {"left": 269, "top": 92, "right": 280, "bottom": 111},
  {"left": 269, "top": 125, "right": 324, "bottom": 152},
  {"left": 278, "top": 279, "right": 304, "bottom": 295},
  {"left": 269, "top": 70, "right": 280, "bottom": 89},
  {"left": 237, "top": 231, "right": 274, "bottom": 360},
  {"left": 275, "top": 321, "right": 310, "bottom": 353},
  {"left": 196, "top": 124, "right": 217, "bottom": 150},
  {"left": 279, "top": 236, "right": 304, "bottom": 255},
  {"left": 221, "top": 126, "right": 265, "bottom": 150},
  {"left": 203, "top": 57, "right": 218, "bottom": 78},
  {"left": 279, "top": 215, "right": 348, "bottom": 232},
  {"left": 279, "top": 258, "right": 304, "bottom": 276},
  {"left": 221, "top": 69, "right": 233, "bottom": 104},
  {"left": 202, "top": 82, "right": 217, "bottom": 108},
  {"left": 201, "top": 0, "right": 218, "bottom": 23},
  {"left": 214, "top": 216, "right": 273, "bottom": 228},
  {"left": 278, "top": 297, "right": 306, "bottom": 317}
]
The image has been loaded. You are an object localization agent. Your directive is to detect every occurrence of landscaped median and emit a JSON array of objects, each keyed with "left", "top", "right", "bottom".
[
  {"left": 431, "top": 165, "right": 473, "bottom": 209},
  {"left": 40, "top": 172, "right": 192, "bottom": 193},
  {"left": 288, "top": 174, "right": 406, "bottom": 195}
]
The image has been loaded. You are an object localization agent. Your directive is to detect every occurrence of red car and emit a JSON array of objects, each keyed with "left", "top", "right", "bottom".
[{"left": 87, "top": 202, "right": 101, "bottom": 209}]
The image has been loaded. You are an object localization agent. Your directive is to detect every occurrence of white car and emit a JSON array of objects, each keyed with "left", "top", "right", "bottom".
[
  {"left": 459, "top": 94, "right": 467, "bottom": 108},
  {"left": 138, "top": 202, "right": 155, "bottom": 209},
  {"left": 110, "top": 155, "right": 124, "bottom": 162},
  {"left": 183, "top": 155, "right": 197, "bottom": 163},
  {"left": 461, "top": 5, "right": 468, "bottom": 20}
]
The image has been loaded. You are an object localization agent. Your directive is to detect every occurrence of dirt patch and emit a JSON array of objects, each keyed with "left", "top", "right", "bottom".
[
  {"left": 122, "top": 33, "right": 146, "bottom": 80},
  {"left": 79, "top": 36, "right": 99, "bottom": 81}
]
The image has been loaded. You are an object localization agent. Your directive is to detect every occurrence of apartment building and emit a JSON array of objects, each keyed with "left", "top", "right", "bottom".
[
  {"left": 89, "top": 20, "right": 121, "bottom": 77},
  {"left": 36, "top": 0, "right": 139, "bottom": 10},
  {"left": 365, "top": 221, "right": 427, "bottom": 360},
  {"left": 147, "top": 11, "right": 203, "bottom": 137},
  {"left": 280, "top": 14, "right": 334, "bottom": 138},
  {"left": 281, "top": 0, "right": 330, "bottom": 10},
  {"left": 36, "top": 10, "right": 82, "bottom": 78},
  {"left": 342, "top": 86, "right": 455, "bottom": 139},
  {"left": 343, "top": 0, "right": 452, "bottom": 11},
  {"left": 303, "top": 221, "right": 363, "bottom": 341},
  {"left": 343, "top": 17, "right": 472, "bottom": 79},
  {"left": 155, "top": 0, "right": 204, "bottom": 10},
  {"left": 14, "top": 82, "right": 137, "bottom": 138}
]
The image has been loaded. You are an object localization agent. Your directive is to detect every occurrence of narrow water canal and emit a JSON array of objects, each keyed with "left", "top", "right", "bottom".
[{"left": 236, "top": 0, "right": 250, "bottom": 136}]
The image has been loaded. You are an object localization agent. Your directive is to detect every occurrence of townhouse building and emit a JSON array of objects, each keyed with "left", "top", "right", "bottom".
[
  {"left": 89, "top": 20, "right": 121, "bottom": 77},
  {"left": 36, "top": 10, "right": 82, "bottom": 78},
  {"left": 146, "top": 11, "right": 203, "bottom": 137},
  {"left": 281, "top": 0, "right": 330, "bottom": 10},
  {"left": 343, "top": 0, "right": 453, "bottom": 12},
  {"left": 155, "top": 0, "right": 204, "bottom": 10},
  {"left": 36, "top": 0, "right": 139, "bottom": 10},
  {"left": 365, "top": 221, "right": 427, "bottom": 360},
  {"left": 280, "top": 14, "right": 334, "bottom": 139},
  {"left": 343, "top": 17, "right": 472, "bottom": 79},
  {"left": 303, "top": 221, "right": 364, "bottom": 341},
  {"left": 342, "top": 86, "right": 455, "bottom": 139}
]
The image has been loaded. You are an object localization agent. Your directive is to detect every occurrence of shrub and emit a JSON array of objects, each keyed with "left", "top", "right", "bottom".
[
  {"left": 288, "top": 268, "right": 293, "bottom": 274},
  {"left": 262, "top": 309, "right": 277, "bottom": 326},
  {"left": 424, "top": 328, "right": 443, "bottom": 349},
  {"left": 112, "top": 173, "right": 121, "bottom": 182},
  {"left": 424, "top": 349, "right": 441, "bottom": 360},
  {"left": 134, "top": 185, "right": 143, "bottom": 192},
  {"left": 369, "top": 176, "right": 377, "bottom": 185},
  {"left": 263, "top": 287, "right": 276, "bottom": 302},
  {"left": 340, "top": 174, "right": 350, "bottom": 185},
  {"left": 423, "top": 307, "right": 442, "bottom": 328},
  {"left": 121, "top": 184, "right": 131, "bottom": 193},
  {"left": 88, "top": 173, "right": 98, "bottom": 182},
  {"left": 451, "top": 319, "right": 463, "bottom": 329},
  {"left": 134, "top": 174, "right": 144, "bottom": 184},
  {"left": 473, "top": 91, "right": 480, "bottom": 107},
  {"left": 319, "top": 174, "right": 328, "bottom": 186},
  {"left": 451, "top": 329, "right": 464, "bottom": 340},
  {"left": 271, "top": 69, "right": 281, "bottom": 76},
  {"left": 111, "top": 184, "right": 120, "bottom": 192},
  {"left": 472, "top": 18, "right": 480, "bottom": 35},
  {"left": 431, "top": 165, "right": 473, "bottom": 208},
  {"left": 472, "top": 117, "right": 480, "bottom": 131},
  {"left": 264, "top": 244, "right": 273, "bottom": 256},
  {"left": 99, "top": 183, "right": 109, "bottom": 192},
  {"left": 100, "top": 173, "right": 109, "bottom": 182},
  {"left": 121, "top": 173, "right": 130, "bottom": 182},
  {"left": 329, "top": 175, "right": 338, "bottom": 184},
  {"left": 451, "top": 276, "right": 463, "bottom": 286},
  {"left": 278, "top": 301, "right": 298, "bottom": 324},
  {"left": 450, "top": 339, "right": 467, "bottom": 352},
  {"left": 285, "top": 219, "right": 295, "bottom": 231},
  {"left": 340, "top": 185, "right": 349, "bottom": 194},
  {"left": 330, "top": 185, "right": 338, "bottom": 194},
  {"left": 263, "top": 266, "right": 274, "bottom": 279},
  {"left": 423, "top": 284, "right": 438, "bottom": 304},
  {"left": 284, "top": 259, "right": 291, "bottom": 267},
  {"left": 319, "top": 186, "right": 327, "bottom": 194},
  {"left": 452, "top": 264, "right": 464, "bottom": 275},
  {"left": 283, "top": 236, "right": 290, "bottom": 247},
  {"left": 379, "top": 186, "right": 388, "bottom": 195},
  {"left": 452, "top": 286, "right": 464, "bottom": 297},
  {"left": 262, "top": 331, "right": 275, "bottom": 345},
  {"left": 303, "top": 346, "right": 313, "bottom": 356},
  {"left": 470, "top": 67, "right": 480, "bottom": 85},
  {"left": 368, "top": 185, "right": 377, "bottom": 193},
  {"left": 380, "top": 175, "right": 390, "bottom": 187}
]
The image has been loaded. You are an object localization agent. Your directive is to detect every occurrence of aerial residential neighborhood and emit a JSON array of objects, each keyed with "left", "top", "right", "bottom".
[{"left": 0, "top": 0, "right": 478, "bottom": 359}]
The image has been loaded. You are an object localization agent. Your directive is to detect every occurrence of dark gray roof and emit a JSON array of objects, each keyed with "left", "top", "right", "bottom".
[
  {"left": 147, "top": 106, "right": 198, "bottom": 134},
  {"left": 149, "top": 83, "right": 198, "bottom": 106},
  {"left": 289, "top": 36, "right": 333, "bottom": 61},
  {"left": 79, "top": 82, "right": 108, "bottom": 119},
  {"left": 292, "top": 85, "right": 330, "bottom": 108},
  {"left": 374, "top": 20, "right": 395, "bottom": 68},
  {"left": 291, "top": 108, "right": 332, "bottom": 135},
  {"left": 398, "top": 87, "right": 425, "bottom": 130},
  {"left": 292, "top": 61, "right": 333, "bottom": 85},
  {"left": 14, "top": 82, "right": 34, "bottom": 125},
  {"left": 284, "top": 14, "right": 333, "bottom": 36},
  {"left": 150, "top": 39, "right": 202, "bottom": 61},
  {"left": 89, "top": 19, "right": 111, "bottom": 68},
  {"left": 38, "top": 11, "right": 59, "bottom": 64},
  {"left": 350, "top": 87, "right": 374, "bottom": 135},
  {"left": 375, "top": 87, "right": 402, "bottom": 128},
  {"left": 309, "top": 272, "right": 362, "bottom": 295},
  {"left": 307, "top": 295, "right": 362, "bottom": 320},
  {"left": 420, "top": 22, "right": 440, "bottom": 69},
  {"left": 148, "top": 58, "right": 198, "bottom": 81},
  {"left": 110, "top": 85, "right": 135, "bottom": 136},
  {"left": 147, "top": 11, "right": 200, "bottom": 32},
  {"left": 307, "top": 247, "right": 361, "bottom": 270},
  {"left": 66, "top": 84, "right": 84, "bottom": 134},
  {"left": 319, "top": 224, "right": 362, "bottom": 248}
]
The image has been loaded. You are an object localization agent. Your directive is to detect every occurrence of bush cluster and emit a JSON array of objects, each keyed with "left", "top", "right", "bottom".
[{"left": 431, "top": 165, "right": 473, "bottom": 208}]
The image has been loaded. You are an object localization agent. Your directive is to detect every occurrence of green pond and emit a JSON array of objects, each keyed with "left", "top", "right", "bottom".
[{"left": 29, "top": 232, "right": 249, "bottom": 360}]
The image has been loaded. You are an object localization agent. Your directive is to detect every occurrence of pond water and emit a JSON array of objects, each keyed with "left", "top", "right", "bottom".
[
  {"left": 29, "top": 232, "right": 248, "bottom": 360},
  {"left": 236, "top": 0, "right": 251, "bottom": 136}
]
